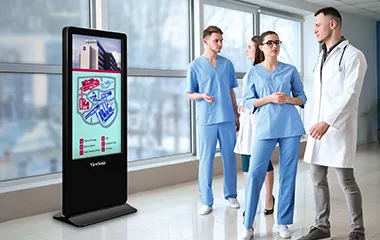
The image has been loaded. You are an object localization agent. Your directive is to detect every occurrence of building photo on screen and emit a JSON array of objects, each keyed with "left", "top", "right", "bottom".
[{"left": 71, "top": 35, "right": 122, "bottom": 160}]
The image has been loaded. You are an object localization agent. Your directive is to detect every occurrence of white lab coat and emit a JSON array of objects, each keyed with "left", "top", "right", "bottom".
[
  {"left": 234, "top": 73, "right": 257, "bottom": 155},
  {"left": 303, "top": 40, "right": 367, "bottom": 168}
]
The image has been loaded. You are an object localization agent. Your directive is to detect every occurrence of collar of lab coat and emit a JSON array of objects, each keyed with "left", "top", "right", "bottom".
[
  {"left": 319, "top": 39, "right": 349, "bottom": 60},
  {"left": 314, "top": 39, "right": 350, "bottom": 71},
  {"left": 322, "top": 37, "right": 348, "bottom": 53},
  {"left": 330, "top": 39, "right": 349, "bottom": 51}
]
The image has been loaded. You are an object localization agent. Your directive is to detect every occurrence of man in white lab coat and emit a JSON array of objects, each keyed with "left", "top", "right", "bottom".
[{"left": 299, "top": 7, "right": 367, "bottom": 240}]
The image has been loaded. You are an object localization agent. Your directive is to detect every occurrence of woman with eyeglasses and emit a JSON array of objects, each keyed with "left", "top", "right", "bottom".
[
  {"left": 240, "top": 31, "right": 307, "bottom": 240},
  {"left": 234, "top": 36, "right": 275, "bottom": 217}
]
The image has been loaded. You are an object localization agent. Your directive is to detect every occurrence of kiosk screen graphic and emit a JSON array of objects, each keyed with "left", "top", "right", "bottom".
[{"left": 72, "top": 34, "right": 122, "bottom": 159}]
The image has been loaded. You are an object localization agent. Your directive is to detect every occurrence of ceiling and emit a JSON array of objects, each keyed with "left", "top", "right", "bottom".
[{"left": 300, "top": 0, "right": 380, "bottom": 20}]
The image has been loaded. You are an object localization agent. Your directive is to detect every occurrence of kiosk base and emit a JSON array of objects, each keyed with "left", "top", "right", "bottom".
[{"left": 53, "top": 203, "right": 137, "bottom": 227}]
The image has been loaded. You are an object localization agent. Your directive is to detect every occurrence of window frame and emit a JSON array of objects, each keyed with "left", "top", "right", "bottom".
[
  {"left": 201, "top": 0, "right": 258, "bottom": 152},
  {"left": 0, "top": 0, "right": 92, "bottom": 182},
  {"left": 258, "top": 9, "right": 304, "bottom": 122},
  {"left": 0, "top": 0, "right": 305, "bottom": 182},
  {"left": 0, "top": 0, "right": 93, "bottom": 72},
  {"left": 258, "top": 9, "right": 304, "bottom": 78},
  {"left": 203, "top": 0, "right": 259, "bottom": 77},
  {"left": 102, "top": 0, "right": 194, "bottom": 165}
]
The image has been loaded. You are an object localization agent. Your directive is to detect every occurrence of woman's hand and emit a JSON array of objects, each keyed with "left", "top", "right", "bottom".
[{"left": 267, "top": 92, "right": 287, "bottom": 104}]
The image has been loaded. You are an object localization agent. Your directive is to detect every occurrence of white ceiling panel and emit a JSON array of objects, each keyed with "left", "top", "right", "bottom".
[
  {"left": 336, "top": 4, "right": 359, "bottom": 12},
  {"left": 300, "top": 0, "right": 380, "bottom": 20},
  {"left": 341, "top": 0, "right": 378, "bottom": 4},
  {"left": 354, "top": 2, "right": 380, "bottom": 8}
]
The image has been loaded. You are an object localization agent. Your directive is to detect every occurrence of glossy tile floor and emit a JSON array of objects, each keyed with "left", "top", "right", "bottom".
[{"left": 0, "top": 143, "right": 379, "bottom": 240}]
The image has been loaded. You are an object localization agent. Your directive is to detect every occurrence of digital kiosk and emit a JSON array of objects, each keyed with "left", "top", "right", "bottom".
[{"left": 54, "top": 26, "right": 136, "bottom": 227}]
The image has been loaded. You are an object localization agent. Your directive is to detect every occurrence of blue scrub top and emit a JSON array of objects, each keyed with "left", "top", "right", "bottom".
[
  {"left": 187, "top": 55, "right": 238, "bottom": 126},
  {"left": 244, "top": 62, "right": 307, "bottom": 139}
]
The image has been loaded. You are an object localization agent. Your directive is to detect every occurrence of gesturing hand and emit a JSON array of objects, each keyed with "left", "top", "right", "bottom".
[{"left": 202, "top": 93, "right": 214, "bottom": 103}]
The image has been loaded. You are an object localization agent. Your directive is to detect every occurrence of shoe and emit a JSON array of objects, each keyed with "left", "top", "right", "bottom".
[
  {"left": 198, "top": 205, "right": 212, "bottom": 215},
  {"left": 349, "top": 231, "right": 365, "bottom": 240},
  {"left": 297, "top": 226, "right": 331, "bottom": 240},
  {"left": 240, "top": 227, "right": 254, "bottom": 240},
  {"left": 278, "top": 225, "right": 292, "bottom": 239},
  {"left": 264, "top": 195, "right": 275, "bottom": 215},
  {"left": 228, "top": 198, "right": 240, "bottom": 209}
]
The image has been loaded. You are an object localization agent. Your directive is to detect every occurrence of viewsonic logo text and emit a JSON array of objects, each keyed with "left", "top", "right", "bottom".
[{"left": 90, "top": 161, "right": 106, "bottom": 167}]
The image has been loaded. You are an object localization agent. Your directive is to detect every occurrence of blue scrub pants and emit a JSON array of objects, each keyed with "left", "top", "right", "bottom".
[
  {"left": 198, "top": 122, "right": 237, "bottom": 207},
  {"left": 243, "top": 136, "right": 300, "bottom": 228}
]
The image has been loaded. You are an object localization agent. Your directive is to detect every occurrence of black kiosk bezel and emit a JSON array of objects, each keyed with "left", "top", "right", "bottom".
[{"left": 54, "top": 26, "right": 136, "bottom": 227}]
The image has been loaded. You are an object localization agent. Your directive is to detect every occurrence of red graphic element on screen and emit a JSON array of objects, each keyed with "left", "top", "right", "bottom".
[
  {"left": 80, "top": 78, "right": 100, "bottom": 92},
  {"left": 79, "top": 138, "right": 84, "bottom": 156},
  {"left": 101, "top": 136, "right": 105, "bottom": 152}
]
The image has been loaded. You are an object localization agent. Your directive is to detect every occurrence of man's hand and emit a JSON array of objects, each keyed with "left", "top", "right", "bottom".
[
  {"left": 202, "top": 93, "right": 214, "bottom": 103},
  {"left": 235, "top": 114, "right": 240, "bottom": 132},
  {"left": 268, "top": 92, "right": 287, "bottom": 104},
  {"left": 238, "top": 105, "right": 244, "bottom": 112},
  {"left": 309, "top": 121, "right": 330, "bottom": 140}
]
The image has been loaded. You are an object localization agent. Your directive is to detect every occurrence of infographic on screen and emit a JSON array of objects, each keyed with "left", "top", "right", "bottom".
[{"left": 72, "top": 34, "right": 122, "bottom": 160}]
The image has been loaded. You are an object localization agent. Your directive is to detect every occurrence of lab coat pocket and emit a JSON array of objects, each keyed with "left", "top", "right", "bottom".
[{"left": 329, "top": 122, "right": 346, "bottom": 133}]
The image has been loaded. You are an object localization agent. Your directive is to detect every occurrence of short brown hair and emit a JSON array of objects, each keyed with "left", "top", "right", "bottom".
[
  {"left": 315, "top": 7, "right": 342, "bottom": 27},
  {"left": 203, "top": 25, "right": 223, "bottom": 39}
]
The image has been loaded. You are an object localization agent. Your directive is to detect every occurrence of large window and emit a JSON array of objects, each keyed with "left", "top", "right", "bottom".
[
  {"left": 127, "top": 77, "right": 191, "bottom": 161},
  {"left": 0, "top": 0, "right": 89, "bottom": 181},
  {"left": 204, "top": 4, "right": 254, "bottom": 73},
  {"left": 260, "top": 14, "right": 302, "bottom": 72},
  {"left": 203, "top": 2, "right": 256, "bottom": 150},
  {"left": 107, "top": 0, "right": 192, "bottom": 162},
  {"left": 260, "top": 13, "right": 303, "bottom": 120},
  {"left": 0, "top": 0, "right": 304, "bottom": 182},
  {"left": 107, "top": 0, "right": 189, "bottom": 70},
  {"left": 0, "top": 0, "right": 89, "bottom": 65},
  {"left": 0, "top": 74, "right": 62, "bottom": 181}
]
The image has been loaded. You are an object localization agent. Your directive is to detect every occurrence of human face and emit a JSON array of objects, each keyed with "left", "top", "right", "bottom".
[
  {"left": 204, "top": 33, "right": 223, "bottom": 53},
  {"left": 259, "top": 34, "right": 281, "bottom": 58},
  {"left": 246, "top": 40, "right": 256, "bottom": 60},
  {"left": 314, "top": 13, "right": 334, "bottom": 44}
]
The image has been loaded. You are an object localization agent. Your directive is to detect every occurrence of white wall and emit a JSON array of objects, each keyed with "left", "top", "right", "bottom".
[
  {"left": 302, "top": 13, "right": 378, "bottom": 144},
  {"left": 342, "top": 14, "right": 378, "bottom": 144},
  {"left": 302, "top": 14, "right": 320, "bottom": 131}
]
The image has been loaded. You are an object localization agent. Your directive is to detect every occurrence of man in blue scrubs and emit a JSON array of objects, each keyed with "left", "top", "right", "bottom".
[{"left": 187, "top": 25, "right": 240, "bottom": 215}]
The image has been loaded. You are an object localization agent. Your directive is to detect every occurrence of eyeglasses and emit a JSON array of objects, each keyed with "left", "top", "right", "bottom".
[{"left": 262, "top": 40, "right": 282, "bottom": 47}]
